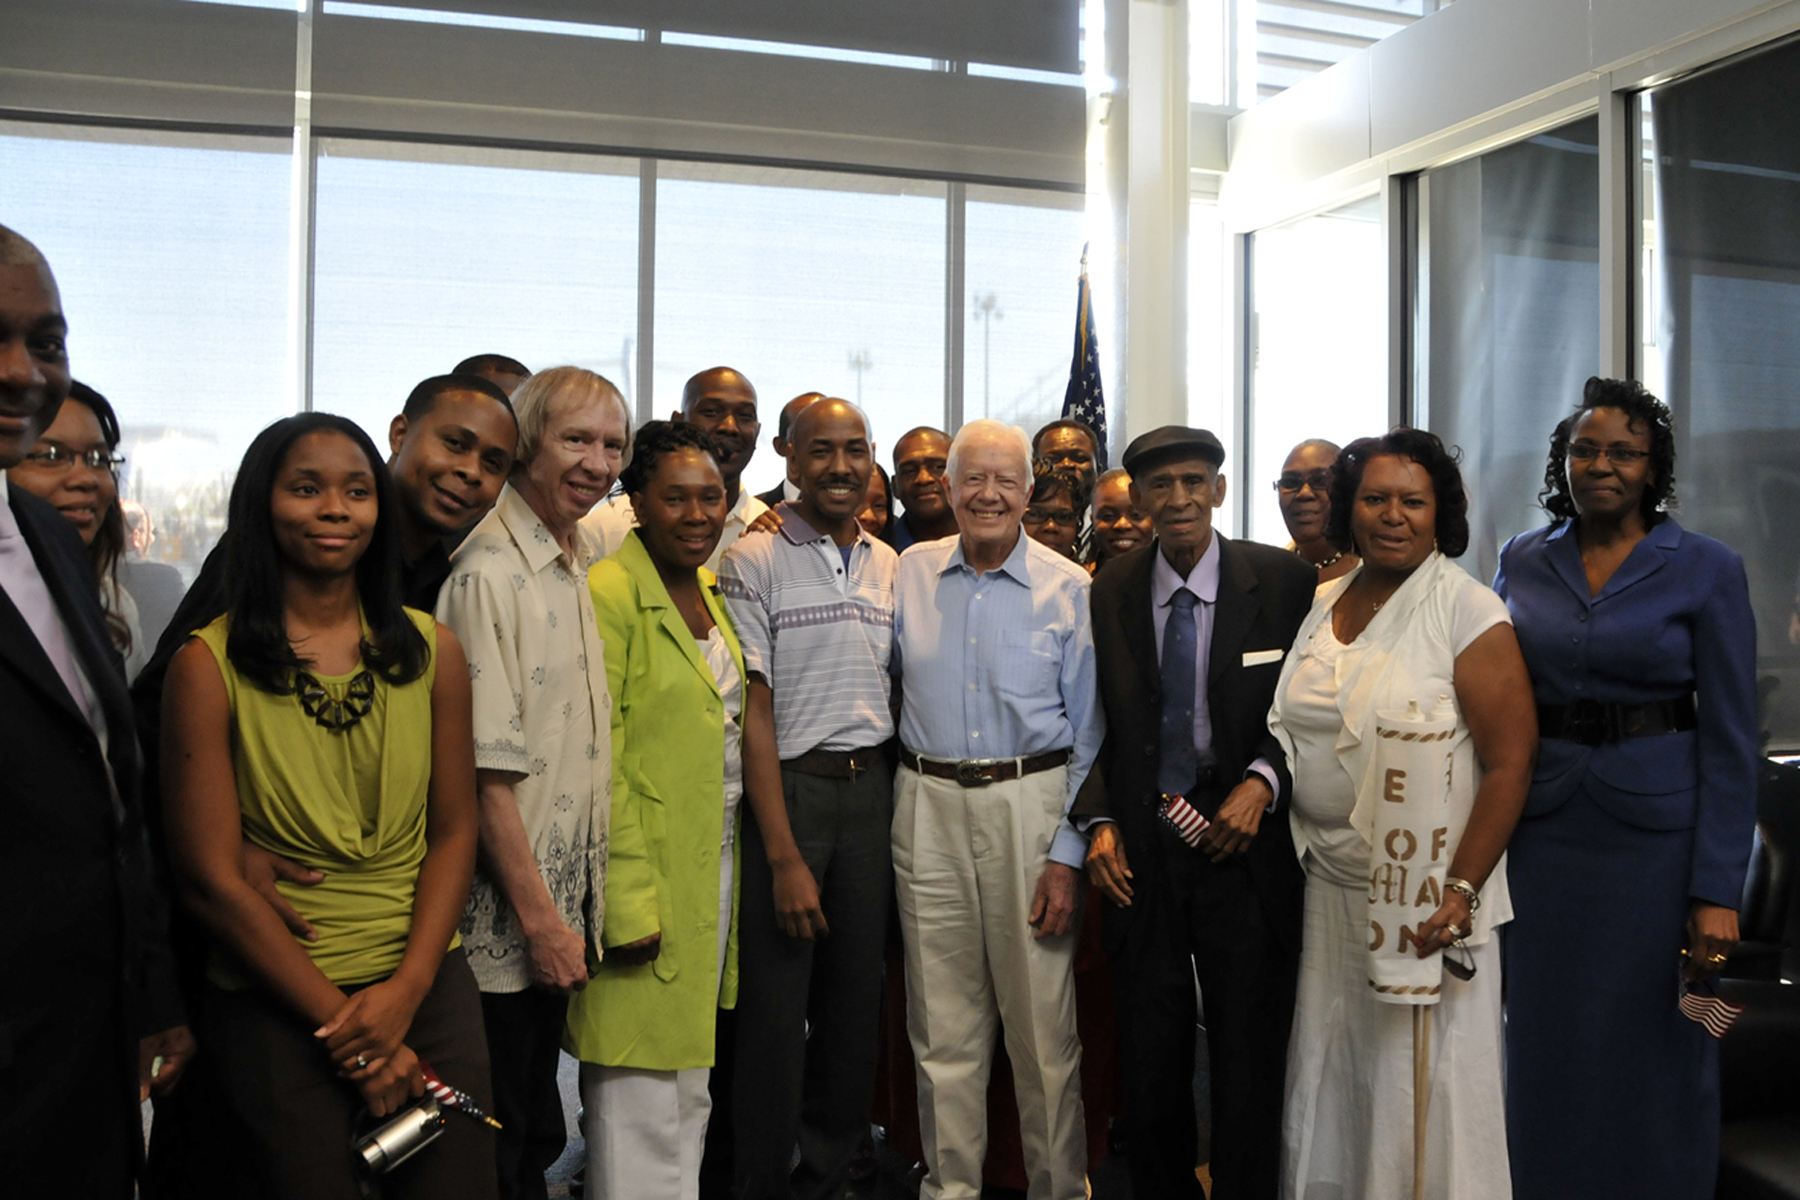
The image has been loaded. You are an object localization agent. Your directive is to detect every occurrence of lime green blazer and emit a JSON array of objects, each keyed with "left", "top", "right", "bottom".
[{"left": 565, "top": 531, "right": 745, "bottom": 1071}]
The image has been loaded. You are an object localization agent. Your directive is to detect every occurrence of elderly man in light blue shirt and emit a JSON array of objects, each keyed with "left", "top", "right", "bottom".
[{"left": 891, "top": 418, "right": 1103, "bottom": 1200}]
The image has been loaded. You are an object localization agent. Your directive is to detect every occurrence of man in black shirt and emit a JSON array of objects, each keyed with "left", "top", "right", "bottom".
[{"left": 385, "top": 372, "right": 519, "bottom": 609}]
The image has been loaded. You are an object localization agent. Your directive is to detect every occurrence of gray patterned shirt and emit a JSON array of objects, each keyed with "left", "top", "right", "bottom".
[{"left": 437, "top": 483, "right": 612, "bottom": 993}]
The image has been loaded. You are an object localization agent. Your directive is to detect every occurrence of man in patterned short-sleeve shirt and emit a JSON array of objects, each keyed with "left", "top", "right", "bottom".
[{"left": 436, "top": 366, "right": 629, "bottom": 1200}]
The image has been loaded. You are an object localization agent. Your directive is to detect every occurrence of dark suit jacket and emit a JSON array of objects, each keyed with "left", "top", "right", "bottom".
[
  {"left": 755, "top": 482, "right": 788, "bottom": 511},
  {"left": 1075, "top": 534, "right": 1316, "bottom": 950},
  {"left": 0, "top": 486, "right": 181, "bottom": 1124}
]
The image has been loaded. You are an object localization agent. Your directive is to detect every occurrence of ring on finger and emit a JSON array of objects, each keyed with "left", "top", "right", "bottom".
[{"left": 355, "top": 1053, "right": 368, "bottom": 1069}]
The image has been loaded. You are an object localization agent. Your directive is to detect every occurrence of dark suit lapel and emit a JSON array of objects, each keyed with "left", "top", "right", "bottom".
[
  {"left": 0, "top": 494, "right": 92, "bottom": 727},
  {"left": 1122, "top": 545, "right": 1161, "bottom": 703},
  {"left": 11, "top": 491, "right": 134, "bottom": 780},
  {"left": 0, "top": 579, "right": 85, "bottom": 724},
  {"left": 1208, "top": 535, "right": 1259, "bottom": 686},
  {"left": 1544, "top": 521, "right": 1593, "bottom": 605},
  {"left": 1595, "top": 518, "right": 1679, "bottom": 603}
]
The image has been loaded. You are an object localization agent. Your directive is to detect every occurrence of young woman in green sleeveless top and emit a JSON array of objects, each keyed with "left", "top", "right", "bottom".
[{"left": 162, "top": 414, "right": 497, "bottom": 1200}]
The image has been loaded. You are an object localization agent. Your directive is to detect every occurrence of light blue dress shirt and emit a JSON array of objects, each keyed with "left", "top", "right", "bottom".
[{"left": 893, "top": 529, "right": 1104, "bottom": 868}]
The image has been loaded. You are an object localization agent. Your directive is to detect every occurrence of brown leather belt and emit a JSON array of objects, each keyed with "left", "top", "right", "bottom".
[
  {"left": 782, "top": 745, "right": 888, "bottom": 780},
  {"left": 899, "top": 747, "right": 1071, "bottom": 788}
]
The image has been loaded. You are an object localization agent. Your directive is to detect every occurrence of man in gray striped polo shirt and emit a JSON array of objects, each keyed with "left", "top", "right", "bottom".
[{"left": 718, "top": 397, "right": 898, "bottom": 1200}]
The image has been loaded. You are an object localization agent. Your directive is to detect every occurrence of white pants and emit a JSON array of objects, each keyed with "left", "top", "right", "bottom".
[
  {"left": 581, "top": 851, "right": 734, "bottom": 1200},
  {"left": 891, "top": 764, "right": 1087, "bottom": 1200}
]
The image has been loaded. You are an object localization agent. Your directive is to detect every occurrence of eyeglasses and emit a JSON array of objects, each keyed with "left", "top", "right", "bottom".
[
  {"left": 1566, "top": 443, "right": 1648, "bottom": 465},
  {"left": 22, "top": 446, "right": 126, "bottom": 472},
  {"left": 1273, "top": 469, "right": 1332, "bottom": 493},
  {"left": 1023, "top": 507, "right": 1080, "bottom": 527}
]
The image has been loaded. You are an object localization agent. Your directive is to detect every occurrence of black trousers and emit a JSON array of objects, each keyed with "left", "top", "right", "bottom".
[
  {"left": 732, "top": 763, "right": 894, "bottom": 1200},
  {"left": 0, "top": 970, "right": 135, "bottom": 1199},
  {"left": 1112, "top": 819, "right": 1298, "bottom": 1200},
  {"left": 480, "top": 985, "right": 571, "bottom": 1200},
  {"left": 207, "top": 950, "right": 498, "bottom": 1200}
]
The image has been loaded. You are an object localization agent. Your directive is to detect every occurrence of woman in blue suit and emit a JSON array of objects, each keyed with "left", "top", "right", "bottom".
[{"left": 1496, "top": 377, "right": 1757, "bottom": 1199}]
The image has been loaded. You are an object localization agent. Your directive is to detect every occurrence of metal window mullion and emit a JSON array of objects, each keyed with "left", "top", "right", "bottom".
[
  {"left": 636, "top": 157, "right": 657, "bottom": 424},
  {"left": 1382, "top": 173, "right": 1409, "bottom": 430},
  {"left": 945, "top": 180, "right": 966, "bottom": 432},
  {"left": 290, "top": 0, "right": 317, "bottom": 413},
  {"left": 1598, "top": 83, "right": 1634, "bottom": 380},
  {"left": 1236, "top": 230, "right": 1254, "bottom": 537}
]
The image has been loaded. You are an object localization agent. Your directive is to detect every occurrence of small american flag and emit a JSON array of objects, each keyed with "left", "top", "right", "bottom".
[
  {"left": 1062, "top": 247, "right": 1109, "bottom": 469},
  {"left": 422, "top": 1062, "right": 503, "bottom": 1129},
  {"left": 1678, "top": 977, "right": 1745, "bottom": 1039},
  {"left": 1158, "top": 793, "right": 1211, "bottom": 848}
]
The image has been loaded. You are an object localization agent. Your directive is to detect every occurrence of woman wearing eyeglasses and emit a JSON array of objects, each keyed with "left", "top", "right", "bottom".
[
  {"left": 7, "top": 380, "right": 148, "bottom": 677},
  {"left": 1273, "top": 439, "right": 1359, "bottom": 584},
  {"left": 1495, "top": 378, "right": 1756, "bottom": 1200}
]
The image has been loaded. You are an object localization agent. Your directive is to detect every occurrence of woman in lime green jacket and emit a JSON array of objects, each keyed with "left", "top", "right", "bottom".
[{"left": 566, "top": 421, "right": 745, "bottom": 1200}]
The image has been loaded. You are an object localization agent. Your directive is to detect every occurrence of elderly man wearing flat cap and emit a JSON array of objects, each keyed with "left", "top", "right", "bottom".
[{"left": 1073, "top": 426, "right": 1315, "bottom": 1200}]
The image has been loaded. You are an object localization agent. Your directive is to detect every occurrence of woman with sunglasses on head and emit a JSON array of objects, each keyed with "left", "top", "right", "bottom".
[
  {"left": 1267, "top": 428, "right": 1536, "bottom": 1200},
  {"left": 1496, "top": 378, "right": 1756, "bottom": 1200},
  {"left": 160, "top": 413, "right": 495, "bottom": 1200},
  {"left": 7, "top": 380, "right": 148, "bottom": 677},
  {"left": 1273, "top": 439, "right": 1359, "bottom": 584}
]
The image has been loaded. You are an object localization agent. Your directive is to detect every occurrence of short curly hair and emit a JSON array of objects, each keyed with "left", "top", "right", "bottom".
[
  {"left": 1539, "top": 376, "right": 1676, "bottom": 528},
  {"left": 618, "top": 420, "right": 723, "bottom": 496},
  {"left": 1029, "top": 460, "right": 1093, "bottom": 511},
  {"left": 1325, "top": 428, "right": 1471, "bottom": 559}
]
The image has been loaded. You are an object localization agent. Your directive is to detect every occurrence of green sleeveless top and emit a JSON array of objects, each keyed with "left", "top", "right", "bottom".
[{"left": 195, "top": 609, "right": 453, "bottom": 988}]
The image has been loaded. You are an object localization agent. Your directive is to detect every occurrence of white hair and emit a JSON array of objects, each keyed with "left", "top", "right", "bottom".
[{"left": 946, "top": 419, "right": 1032, "bottom": 484}]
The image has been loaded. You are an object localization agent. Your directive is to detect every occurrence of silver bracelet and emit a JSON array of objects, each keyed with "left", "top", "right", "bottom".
[{"left": 1444, "top": 876, "right": 1481, "bottom": 912}]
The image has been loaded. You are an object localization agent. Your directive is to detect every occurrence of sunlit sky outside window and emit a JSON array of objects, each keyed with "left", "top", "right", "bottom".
[
  {"left": 653, "top": 165, "right": 945, "bottom": 500},
  {"left": 0, "top": 124, "right": 291, "bottom": 580},
  {"left": 965, "top": 188, "right": 1088, "bottom": 440},
  {"left": 310, "top": 141, "right": 640, "bottom": 443}
]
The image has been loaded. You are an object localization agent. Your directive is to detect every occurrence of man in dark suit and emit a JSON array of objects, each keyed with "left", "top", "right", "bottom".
[
  {"left": 0, "top": 224, "right": 190, "bottom": 1195},
  {"left": 1075, "top": 426, "right": 1314, "bottom": 1200}
]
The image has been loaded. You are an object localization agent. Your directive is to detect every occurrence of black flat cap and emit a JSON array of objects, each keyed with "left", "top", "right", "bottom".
[{"left": 1121, "top": 425, "right": 1226, "bottom": 475}]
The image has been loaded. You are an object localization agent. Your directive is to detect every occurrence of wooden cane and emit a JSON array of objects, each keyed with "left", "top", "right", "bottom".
[{"left": 1412, "top": 1004, "right": 1431, "bottom": 1200}]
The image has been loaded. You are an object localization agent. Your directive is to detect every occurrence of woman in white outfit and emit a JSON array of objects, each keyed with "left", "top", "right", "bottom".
[{"left": 1267, "top": 430, "right": 1536, "bottom": 1200}]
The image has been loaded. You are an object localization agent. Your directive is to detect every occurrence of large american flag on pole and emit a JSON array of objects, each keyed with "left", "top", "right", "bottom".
[{"left": 1061, "top": 246, "right": 1108, "bottom": 469}]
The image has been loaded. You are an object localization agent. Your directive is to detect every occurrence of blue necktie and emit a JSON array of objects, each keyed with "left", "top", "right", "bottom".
[{"left": 1158, "top": 588, "right": 1200, "bottom": 797}]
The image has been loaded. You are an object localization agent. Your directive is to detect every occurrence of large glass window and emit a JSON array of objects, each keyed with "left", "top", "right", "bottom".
[
  {"left": 0, "top": 121, "right": 292, "bottom": 582},
  {"left": 1246, "top": 194, "right": 1386, "bottom": 543},
  {"left": 311, "top": 140, "right": 641, "bottom": 444},
  {"left": 1416, "top": 116, "right": 1600, "bottom": 584},
  {"left": 654, "top": 164, "right": 945, "bottom": 499},
  {"left": 1645, "top": 39, "right": 1800, "bottom": 749},
  {"left": 964, "top": 185, "right": 1088, "bottom": 440}
]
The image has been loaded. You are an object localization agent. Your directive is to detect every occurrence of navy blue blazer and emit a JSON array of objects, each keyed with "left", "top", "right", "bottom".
[{"left": 1495, "top": 517, "right": 1758, "bottom": 908}]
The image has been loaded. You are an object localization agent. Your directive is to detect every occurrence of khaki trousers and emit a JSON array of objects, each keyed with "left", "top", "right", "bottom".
[{"left": 891, "top": 764, "right": 1086, "bottom": 1200}]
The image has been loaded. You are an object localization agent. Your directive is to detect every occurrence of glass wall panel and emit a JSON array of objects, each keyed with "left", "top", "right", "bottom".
[
  {"left": 1647, "top": 39, "right": 1800, "bottom": 749},
  {"left": 1417, "top": 116, "right": 1600, "bottom": 586},
  {"left": 1246, "top": 193, "right": 1385, "bottom": 543},
  {"left": 0, "top": 121, "right": 291, "bottom": 583},
  {"left": 654, "top": 164, "right": 945, "bottom": 500},
  {"left": 964, "top": 185, "right": 1088, "bottom": 442},
  {"left": 311, "top": 140, "right": 640, "bottom": 444}
]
